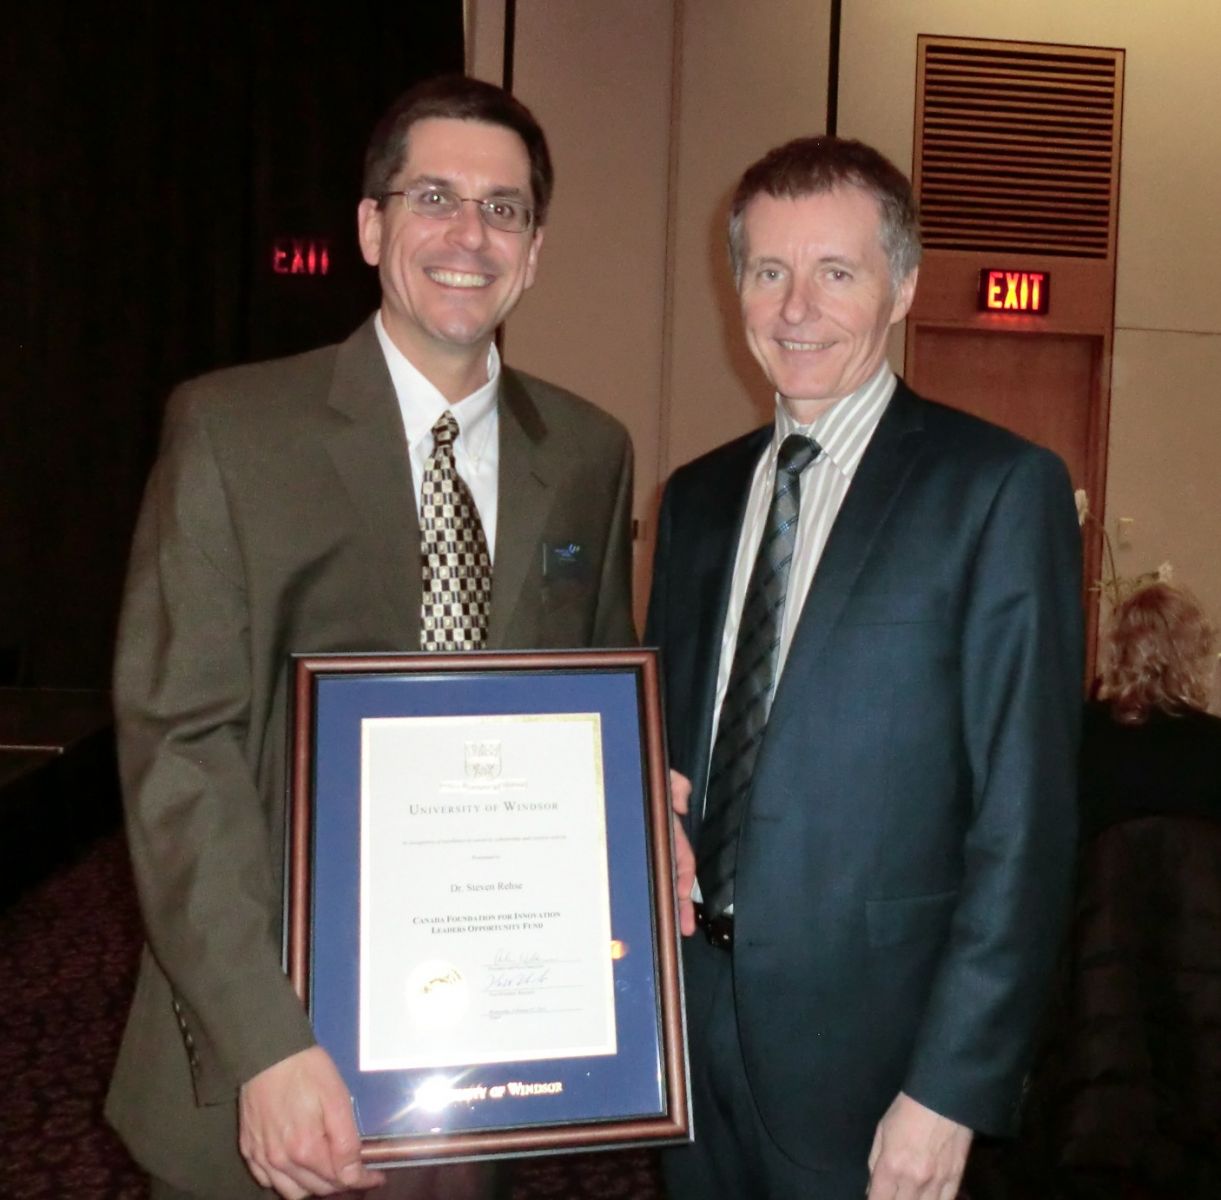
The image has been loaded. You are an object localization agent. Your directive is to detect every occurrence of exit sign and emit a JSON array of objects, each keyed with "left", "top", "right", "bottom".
[
  {"left": 272, "top": 237, "right": 331, "bottom": 276},
  {"left": 978, "top": 269, "right": 1050, "bottom": 314}
]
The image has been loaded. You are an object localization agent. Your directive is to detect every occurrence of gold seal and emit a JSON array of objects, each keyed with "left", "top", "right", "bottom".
[{"left": 405, "top": 959, "right": 469, "bottom": 1031}]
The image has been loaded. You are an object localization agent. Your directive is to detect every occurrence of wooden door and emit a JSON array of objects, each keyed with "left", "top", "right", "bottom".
[
  {"left": 907, "top": 324, "right": 1107, "bottom": 678},
  {"left": 909, "top": 327, "right": 1100, "bottom": 487}
]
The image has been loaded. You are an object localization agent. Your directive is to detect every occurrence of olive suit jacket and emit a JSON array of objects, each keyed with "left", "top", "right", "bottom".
[
  {"left": 646, "top": 382, "right": 1083, "bottom": 1175},
  {"left": 105, "top": 318, "right": 635, "bottom": 1196}
]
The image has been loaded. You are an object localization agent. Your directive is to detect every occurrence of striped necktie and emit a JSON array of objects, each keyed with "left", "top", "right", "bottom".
[{"left": 696, "top": 433, "right": 821, "bottom": 917}]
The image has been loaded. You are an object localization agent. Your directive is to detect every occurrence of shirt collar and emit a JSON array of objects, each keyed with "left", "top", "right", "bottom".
[
  {"left": 374, "top": 312, "right": 500, "bottom": 453},
  {"left": 773, "top": 363, "right": 896, "bottom": 478}
]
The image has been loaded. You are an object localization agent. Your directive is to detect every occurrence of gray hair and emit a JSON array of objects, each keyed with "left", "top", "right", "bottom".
[{"left": 727, "top": 135, "right": 921, "bottom": 288}]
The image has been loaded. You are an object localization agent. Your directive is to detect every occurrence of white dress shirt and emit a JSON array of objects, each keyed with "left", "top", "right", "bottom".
[{"left": 374, "top": 312, "right": 501, "bottom": 562}]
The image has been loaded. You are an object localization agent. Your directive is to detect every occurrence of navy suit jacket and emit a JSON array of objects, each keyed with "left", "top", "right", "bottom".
[{"left": 646, "top": 380, "right": 1083, "bottom": 1169}]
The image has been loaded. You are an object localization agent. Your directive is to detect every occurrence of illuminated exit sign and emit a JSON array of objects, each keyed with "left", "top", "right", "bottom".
[
  {"left": 978, "top": 268, "right": 1050, "bottom": 315},
  {"left": 272, "top": 237, "right": 331, "bottom": 276}
]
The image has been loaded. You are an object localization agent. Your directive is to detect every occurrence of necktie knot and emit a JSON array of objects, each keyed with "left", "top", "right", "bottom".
[
  {"left": 431, "top": 411, "right": 459, "bottom": 452},
  {"left": 777, "top": 433, "right": 820, "bottom": 478}
]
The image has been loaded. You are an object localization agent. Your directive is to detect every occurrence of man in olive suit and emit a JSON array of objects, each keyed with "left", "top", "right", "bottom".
[{"left": 107, "top": 76, "right": 634, "bottom": 1200}]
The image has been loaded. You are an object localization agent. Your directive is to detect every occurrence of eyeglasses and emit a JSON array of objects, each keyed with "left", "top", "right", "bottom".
[{"left": 380, "top": 184, "right": 535, "bottom": 233}]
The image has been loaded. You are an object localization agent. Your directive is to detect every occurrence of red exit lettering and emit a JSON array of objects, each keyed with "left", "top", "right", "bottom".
[
  {"left": 272, "top": 238, "right": 331, "bottom": 276},
  {"left": 978, "top": 268, "right": 1049, "bottom": 315}
]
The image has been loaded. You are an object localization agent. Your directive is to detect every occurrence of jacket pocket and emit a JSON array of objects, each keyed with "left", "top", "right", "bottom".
[
  {"left": 839, "top": 591, "right": 949, "bottom": 626},
  {"left": 866, "top": 889, "right": 958, "bottom": 948}
]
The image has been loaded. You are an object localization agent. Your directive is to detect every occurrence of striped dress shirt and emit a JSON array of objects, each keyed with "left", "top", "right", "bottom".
[{"left": 702, "top": 364, "right": 897, "bottom": 825}]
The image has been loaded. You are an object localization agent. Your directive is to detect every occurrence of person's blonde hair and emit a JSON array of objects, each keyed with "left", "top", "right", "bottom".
[{"left": 1102, "top": 583, "right": 1216, "bottom": 724}]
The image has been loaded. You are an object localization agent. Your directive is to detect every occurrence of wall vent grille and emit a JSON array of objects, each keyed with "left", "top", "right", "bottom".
[{"left": 914, "top": 38, "right": 1123, "bottom": 259}]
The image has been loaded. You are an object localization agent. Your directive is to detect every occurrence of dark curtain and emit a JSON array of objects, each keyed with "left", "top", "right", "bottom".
[{"left": 2, "top": 2, "right": 464, "bottom": 686}]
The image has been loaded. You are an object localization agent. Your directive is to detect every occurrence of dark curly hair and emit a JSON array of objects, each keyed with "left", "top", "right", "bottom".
[{"left": 1101, "top": 583, "right": 1217, "bottom": 724}]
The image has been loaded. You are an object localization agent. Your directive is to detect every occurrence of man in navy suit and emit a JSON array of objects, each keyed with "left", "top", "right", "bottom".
[{"left": 648, "top": 137, "right": 1083, "bottom": 1199}]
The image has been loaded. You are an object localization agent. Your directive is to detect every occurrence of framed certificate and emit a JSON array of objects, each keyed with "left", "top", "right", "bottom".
[{"left": 285, "top": 649, "right": 690, "bottom": 1166}]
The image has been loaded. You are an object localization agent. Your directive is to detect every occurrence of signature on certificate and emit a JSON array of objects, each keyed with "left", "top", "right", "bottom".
[{"left": 485, "top": 948, "right": 560, "bottom": 994}]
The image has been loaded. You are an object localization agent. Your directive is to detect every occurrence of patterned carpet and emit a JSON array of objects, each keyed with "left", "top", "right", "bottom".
[
  {"left": 0, "top": 831, "right": 664, "bottom": 1199},
  {"left": 0, "top": 832, "right": 146, "bottom": 1199},
  {"left": 5, "top": 828, "right": 1181, "bottom": 1199}
]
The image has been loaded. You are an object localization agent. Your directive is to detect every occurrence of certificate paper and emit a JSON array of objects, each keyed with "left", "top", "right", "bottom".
[
  {"left": 288, "top": 650, "right": 691, "bottom": 1163},
  {"left": 359, "top": 713, "right": 616, "bottom": 1071}
]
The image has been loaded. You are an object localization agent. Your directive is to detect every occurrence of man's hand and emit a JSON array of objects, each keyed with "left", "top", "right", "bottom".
[
  {"left": 866, "top": 1091, "right": 972, "bottom": 1200},
  {"left": 669, "top": 769, "right": 696, "bottom": 936},
  {"left": 239, "top": 1046, "right": 385, "bottom": 1198}
]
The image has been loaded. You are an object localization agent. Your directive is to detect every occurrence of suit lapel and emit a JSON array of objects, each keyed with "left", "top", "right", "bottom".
[
  {"left": 767, "top": 384, "right": 926, "bottom": 734},
  {"left": 487, "top": 369, "right": 552, "bottom": 648},
  {"left": 322, "top": 319, "right": 422, "bottom": 645},
  {"left": 686, "top": 427, "right": 771, "bottom": 840}
]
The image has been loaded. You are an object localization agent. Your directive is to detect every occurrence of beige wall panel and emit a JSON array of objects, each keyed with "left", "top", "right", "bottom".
[
  {"left": 1111, "top": 9, "right": 1221, "bottom": 334},
  {"left": 502, "top": 1, "right": 677, "bottom": 622},
  {"left": 839, "top": 0, "right": 1221, "bottom": 646},
  {"left": 666, "top": 0, "right": 832, "bottom": 475},
  {"left": 1107, "top": 329, "right": 1221, "bottom": 646},
  {"left": 464, "top": 0, "right": 505, "bottom": 83}
]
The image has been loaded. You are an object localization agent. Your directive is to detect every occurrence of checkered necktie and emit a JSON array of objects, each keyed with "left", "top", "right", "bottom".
[
  {"left": 696, "top": 433, "right": 821, "bottom": 918},
  {"left": 419, "top": 412, "right": 492, "bottom": 651}
]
